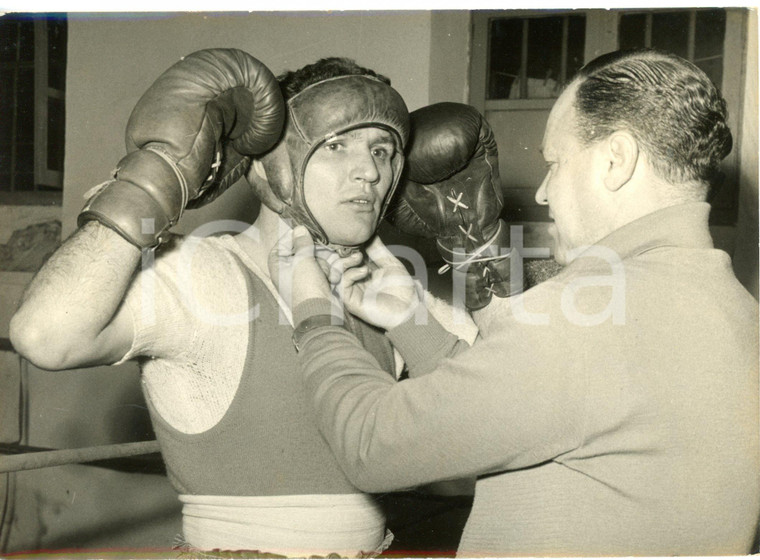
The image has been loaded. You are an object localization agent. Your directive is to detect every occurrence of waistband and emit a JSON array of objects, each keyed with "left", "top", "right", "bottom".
[{"left": 179, "top": 493, "right": 387, "bottom": 557}]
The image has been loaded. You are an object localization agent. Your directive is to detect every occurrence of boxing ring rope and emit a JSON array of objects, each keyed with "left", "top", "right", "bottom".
[
  {"left": 0, "top": 440, "right": 160, "bottom": 473},
  {"left": 0, "top": 346, "right": 162, "bottom": 475}
]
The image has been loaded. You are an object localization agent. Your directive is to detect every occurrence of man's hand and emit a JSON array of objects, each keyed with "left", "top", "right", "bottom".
[
  {"left": 339, "top": 236, "right": 422, "bottom": 331},
  {"left": 268, "top": 225, "right": 349, "bottom": 311}
]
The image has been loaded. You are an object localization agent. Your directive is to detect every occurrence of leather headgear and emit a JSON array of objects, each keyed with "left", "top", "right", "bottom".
[{"left": 255, "top": 74, "right": 410, "bottom": 251}]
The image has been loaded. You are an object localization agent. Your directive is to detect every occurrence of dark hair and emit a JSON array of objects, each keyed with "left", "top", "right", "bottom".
[
  {"left": 572, "top": 48, "right": 732, "bottom": 189},
  {"left": 277, "top": 57, "right": 391, "bottom": 100}
]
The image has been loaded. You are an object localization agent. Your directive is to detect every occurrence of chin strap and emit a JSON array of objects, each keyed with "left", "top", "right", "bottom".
[{"left": 328, "top": 243, "right": 363, "bottom": 258}]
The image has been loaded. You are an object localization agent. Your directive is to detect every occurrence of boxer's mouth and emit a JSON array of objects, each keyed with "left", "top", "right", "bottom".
[{"left": 344, "top": 197, "right": 376, "bottom": 209}]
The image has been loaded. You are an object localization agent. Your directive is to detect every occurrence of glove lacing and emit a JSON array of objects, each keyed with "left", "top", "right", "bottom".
[{"left": 437, "top": 218, "right": 512, "bottom": 275}]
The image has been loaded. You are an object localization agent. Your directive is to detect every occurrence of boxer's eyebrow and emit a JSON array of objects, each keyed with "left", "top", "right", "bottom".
[{"left": 366, "top": 129, "right": 395, "bottom": 145}]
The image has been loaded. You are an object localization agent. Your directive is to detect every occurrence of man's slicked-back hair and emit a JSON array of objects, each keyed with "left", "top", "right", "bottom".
[
  {"left": 278, "top": 57, "right": 391, "bottom": 100},
  {"left": 572, "top": 48, "right": 732, "bottom": 191}
]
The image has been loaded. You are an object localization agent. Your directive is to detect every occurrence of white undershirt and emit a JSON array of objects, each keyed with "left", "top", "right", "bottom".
[{"left": 179, "top": 493, "right": 390, "bottom": 557}]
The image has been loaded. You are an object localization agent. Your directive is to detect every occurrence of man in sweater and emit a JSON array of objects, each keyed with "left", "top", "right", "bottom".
[{"left": 274, "top": 48, "right": 760, "bottom": 556}]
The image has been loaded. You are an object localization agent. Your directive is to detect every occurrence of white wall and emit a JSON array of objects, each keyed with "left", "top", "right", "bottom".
[{"left": 428, "top": 11, "right": 471, "bottom": 104}]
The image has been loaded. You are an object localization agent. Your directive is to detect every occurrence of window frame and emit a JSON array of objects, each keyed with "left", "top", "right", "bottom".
[
  {"left": 469, "top": 8, "right": 748, "bottom": 225},
  {"left": 34, "top": 18, "right": 64, "bottom": 191},
  {"left": 0, "top": 16, "right": 65, "bottom": 206}
]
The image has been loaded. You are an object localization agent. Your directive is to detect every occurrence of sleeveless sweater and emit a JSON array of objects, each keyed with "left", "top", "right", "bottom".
[{"left": 123, "top": 235, "right": 397, "bottom": 496}]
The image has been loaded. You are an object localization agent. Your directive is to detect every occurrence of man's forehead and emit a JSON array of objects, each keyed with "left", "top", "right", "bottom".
[{"left": 543, "top": 85, "right": 578, "bottom": 151}]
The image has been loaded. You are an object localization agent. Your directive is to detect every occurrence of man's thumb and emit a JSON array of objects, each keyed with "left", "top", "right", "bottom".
[{"left": 293, "top": 225, "right": 315, "bottom": 256}]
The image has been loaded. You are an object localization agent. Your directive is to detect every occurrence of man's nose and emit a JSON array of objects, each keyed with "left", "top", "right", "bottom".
[
  {"left": 535, "top": 176, "right": 549, "bottom": 205},
  {"left": 351, "top": 149, "right": 380, "bottom": 185}
]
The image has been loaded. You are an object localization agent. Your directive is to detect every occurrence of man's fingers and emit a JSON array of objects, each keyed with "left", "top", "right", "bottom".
[
  {"left": 365, "top": 235, "right": 402, "bottom": 268},
  {"left": 334, "top": 251, "right": 364, "bottom": 273},
  {"left": 274, "top": 226, "right": 295, "bottom": 257},
  {"left": 342, "top": 265, "right": 370, "bottom": 287},
  {"left": 317, "top": 258, "right": 332, "bottom": 279},
  {"left": 324, "top": 251, "right": 363, "bottom": 286},
  {"left": 292, "top": 225, "right": 315, "bottom": 257}
]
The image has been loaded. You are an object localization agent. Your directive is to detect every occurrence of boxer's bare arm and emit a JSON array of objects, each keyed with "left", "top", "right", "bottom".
[
  {"left": 10, "top": 51, "right": 285, "bottom": 372},
  {"left": 10, "top": 221, "right": 138, "bottom": 370}
]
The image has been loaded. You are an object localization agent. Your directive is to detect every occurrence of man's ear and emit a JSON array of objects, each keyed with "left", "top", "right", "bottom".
[{"left": 604, "top": 131, "right": 639, "bottom": 192}]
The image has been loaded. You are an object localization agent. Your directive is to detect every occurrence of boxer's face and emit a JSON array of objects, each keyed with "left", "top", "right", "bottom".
[{"left": 303, "top": 127, "right": 396, "bottom": 246}]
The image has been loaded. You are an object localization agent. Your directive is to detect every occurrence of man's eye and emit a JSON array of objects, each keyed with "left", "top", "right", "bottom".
[
  {"left": 325, "top": 142, "right": 343, "bottom": 152},
  {"left": 372, "top": 146, "right": 394, "bottom": 159}
]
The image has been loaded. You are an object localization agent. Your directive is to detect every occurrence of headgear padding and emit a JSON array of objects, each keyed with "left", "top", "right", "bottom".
[{"left": 256, "top": 74, "right": 410, "bottom": 247}]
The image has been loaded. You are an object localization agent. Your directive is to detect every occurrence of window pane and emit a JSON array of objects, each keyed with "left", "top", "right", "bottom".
[
  {"left": 619, "top": 13, "right": 647, "bottom": 51},
  {"left": 0, "top": 153, "right": 10, "bottom": 175},
  {"left": 0, "top": 70, "right": 14, "bottom": 147},
  {"left": 488, "top": 18, "right": 523, "bottom": 100},
  {"left": 16, "top": 68, "right": 35, "bottom": 143},
  {"left": 695, "top": 9, "right": 726, "bottom": 86},
  {"left": 47, "top": 16, "right": 67, "bottom": 90},
  {"left": 651, "top": 11, "right": 690, "bottom": 59},
  {"left": 0, "top": 15, "right": 35, "bottom": 62},
  {"left": 567, "top": 15, "right": 586, "bottom": 81},
  {"left": 488, "top": 14, "right": 585, "bottom": 100},
  {"left": 17, "top": 17, "right": 35, "bottom": 62},
  {"left": 0, "top": 13, "right": 66, "bottom": 192},
  {"left": 16, "top": 140, "right": 35, "bottom": 191},
  {"left": 14, "top": 172, "right": 35, "bottom": 191},
  {"left": 17, "top": 142, "right": 34, "bottom": 174},
  {"left": 617, "top": 9, "right": 726, "bottom": 87},
  {"left": 0, "top": 18, "right": 19, "bottom": 63},
  {"left": 526, "top": 16, "right": 563, "bottom": 98},
  {"left": 48, "top": 96, "right": 65, "bottom": 172}
]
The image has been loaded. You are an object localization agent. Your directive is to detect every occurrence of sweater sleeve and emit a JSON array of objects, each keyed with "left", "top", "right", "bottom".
[
  {"left": 117, "top": 238, "right": 197, "bottom": 362},
  {"left": 117, "top": 236, "right": 249, "bottom": 361},
  {"left": 385, "top": 310, "right": 470, "bottom": 378},
  {"left": 295, "top": 286, "right": 588, "bottom": 493}
]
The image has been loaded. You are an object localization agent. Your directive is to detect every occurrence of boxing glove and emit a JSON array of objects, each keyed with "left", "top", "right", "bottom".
[
  {"left": 386, "top": 102, "right": 522, "bottom": 310},
  {"left": 78, "top": 48, "right": 285, "bottom": 248}
]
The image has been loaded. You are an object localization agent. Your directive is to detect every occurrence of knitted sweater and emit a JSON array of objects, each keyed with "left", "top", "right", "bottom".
[{"left": 295, "top": 202, "right": 760, "bottom": 556}]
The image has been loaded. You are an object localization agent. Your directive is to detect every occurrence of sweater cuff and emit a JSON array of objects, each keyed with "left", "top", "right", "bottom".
[
  {"left": 293, "top": 297, "right": 336, "bottom": 326},
  {"left": 386, "top": 311, "right": 453, "bottom": 372}
]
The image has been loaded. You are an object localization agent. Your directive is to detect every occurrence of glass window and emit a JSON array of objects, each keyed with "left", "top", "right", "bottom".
[
  {"left": 618, "top": 9, "right": 726, "bottom": 86},
  {"left": 694, "top": 10, "right": 727, "bottom": 86},
  {"left": 47, "top": 16, "right": 67, "bottom": 90},
  {"left": 488, "top": 14, "right": 585, "bottom": 100},
  {"left": 0, "top": 13, "right": 66, "bottom": 193},
  {"left": 47, "top": 96, "right": 65, "bottom": 172}
]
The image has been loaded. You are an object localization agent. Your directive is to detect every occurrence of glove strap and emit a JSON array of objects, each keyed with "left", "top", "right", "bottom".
[
  {"left": 77, "top": 149, "right": 187, "bottom": 249},
  {"left": 143, "top": 145, "right": 189, "bottom": 220},
  {"left": 436, "top": 220, "right": 512, "bottom": 274},
  {"left": 78, "top": 179, "right": 173, "bottom": 249}
]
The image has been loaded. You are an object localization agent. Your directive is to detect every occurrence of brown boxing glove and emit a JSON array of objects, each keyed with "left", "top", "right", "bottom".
[
  {"left": 78, "top": 48, "right": 285, "bottom": 249},
  {"left": 385, "top": 102, "right": 524, "bottom": 310}
]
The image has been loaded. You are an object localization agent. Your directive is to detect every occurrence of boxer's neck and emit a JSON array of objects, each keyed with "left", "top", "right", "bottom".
[
  {"left": 237, "top": 206, "right": 364, "bottom": 277},
  {"left": 235, "top": 206, "right": 289, "bottom": 278}
]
